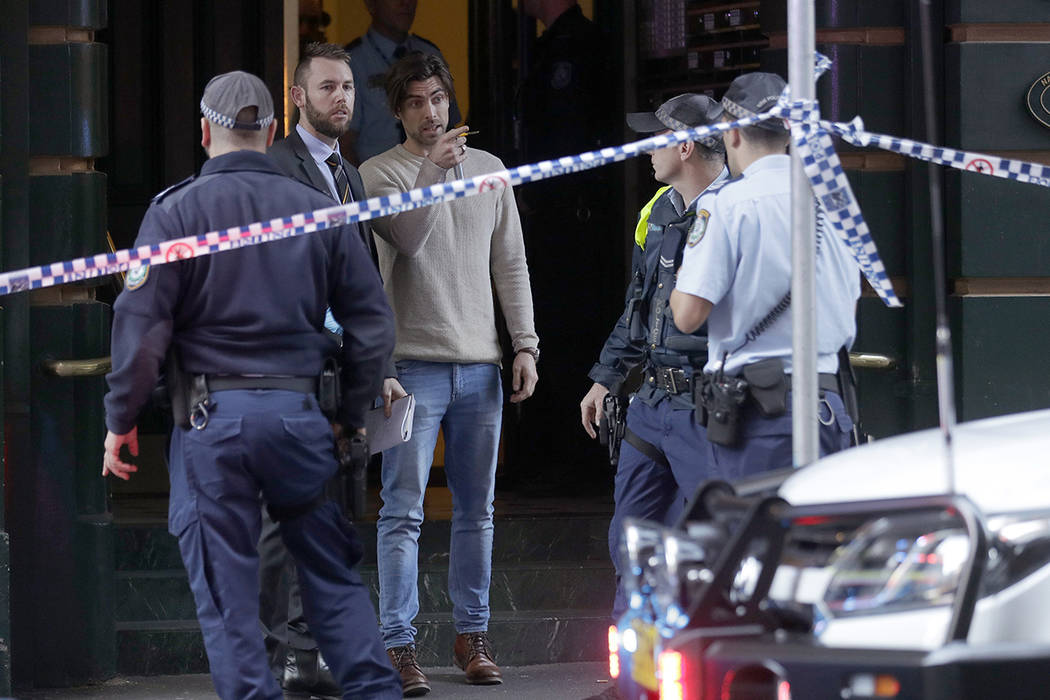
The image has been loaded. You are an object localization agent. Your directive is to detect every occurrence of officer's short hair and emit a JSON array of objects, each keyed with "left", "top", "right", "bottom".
[
  {"left": 693, "top": 140, "right": 726, "bottom": 161},
  {"left": 737, "top": 122, "right": 791, "bottom": 151},
  {"left": 294, "top": 42, "right": 352, "bottom": 88},
  {"left": 383, "top": 52, "right": 455, "bottom": 116}
]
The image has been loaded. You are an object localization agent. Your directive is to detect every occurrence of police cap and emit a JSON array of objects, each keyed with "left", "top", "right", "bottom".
[
  {"left": 626, "top": 94, "right": 724, "bottom": 150},
  {"left": 721, "top": 72, "right": 788, "bottom": 132},
  {"left": 200, "top": 70, "right": 275, "bottom": 131}
]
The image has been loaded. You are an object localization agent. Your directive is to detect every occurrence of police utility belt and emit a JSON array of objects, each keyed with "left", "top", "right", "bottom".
[
  {"left": 169, "top": 355, "right": 340, "bottom": 430},
  {"left": 643, "top": 367, "right": 694, "bottom": 396},
  {"left": 697, "top": 357, "right": 840, "bottom": 448}
]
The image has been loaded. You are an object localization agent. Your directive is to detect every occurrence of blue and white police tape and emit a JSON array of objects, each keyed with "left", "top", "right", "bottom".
[
  {"left": 825, "top": 116, "right": 1050, "bottom": 188},
  {"left": 773, "top": 52, "right": 902, "bottom": 306},
  {"left": 0, "top": 116, "right": 763, "bottom": 298},
  {"left": 1, "top": 53, "right": 1046, "bottom": 301}
]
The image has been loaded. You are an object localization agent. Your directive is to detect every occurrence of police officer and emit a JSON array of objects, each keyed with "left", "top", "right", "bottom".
[
  {"left": 343, "top": 0, "right": 461, "bottom": 165},
  {"left": 580, "top": 94, "right": 728, "bottom": 621},
  {"left": 518, "top": 0, "right": 614, "bottom": 163},
  {"left": 101, "top": 70, "right": 401, "bottom": 700},
  {"left": 514, "top": 1, "right": 621, "bottom": 487},
  {"left": 670, "top": 72, "right": 859, "bottom": 479}
]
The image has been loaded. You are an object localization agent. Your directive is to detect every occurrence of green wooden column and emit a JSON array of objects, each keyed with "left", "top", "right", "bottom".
[
  {"left": 0, "top": 0, "right": 32, "bottom": 692},
  {"left": 943, "top": 1, "right": 1050, "bottom": 420},
  {"left": 8, "top": 0, "right": 114, "bottom": 688}
]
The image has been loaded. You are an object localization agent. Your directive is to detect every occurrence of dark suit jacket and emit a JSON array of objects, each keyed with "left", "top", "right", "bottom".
[
  {"left": 269, "top": 127, "right": 392, "bottom": 378},
  {"left": 268, "top": 127, "right": 377, "bottom": 261}
]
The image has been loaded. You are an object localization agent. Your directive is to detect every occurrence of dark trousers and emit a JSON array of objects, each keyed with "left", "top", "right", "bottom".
[
  {"left": 167, "top": 389, "right": 399, "bottom": 700},
  {"left": 258, "top": 511, "right": 313, "bottom": 677},
  {"left": 703, "top": 390, "right": 853, "bottom": 482},
  {"left": 609, "top": 397, "right": 712, "bottom": 619}
]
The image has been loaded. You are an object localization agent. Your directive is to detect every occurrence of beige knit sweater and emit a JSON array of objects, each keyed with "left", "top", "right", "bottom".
[{"left": 360, "top": 145, "right": 538, "bottom": 365}]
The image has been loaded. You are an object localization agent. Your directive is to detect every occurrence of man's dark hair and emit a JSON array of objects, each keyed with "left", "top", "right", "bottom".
[
  {"left": 694, "top": 140, "right": 726, "bottom": 161},
  {"left": 739, "top": 123, "right": 791, "bottom": 151},
  {"left": 383, "top": 52, "right": 455, "bottom": 116},
  {"left": 294, "top": 41, "right": 352, "bottom": 87}
]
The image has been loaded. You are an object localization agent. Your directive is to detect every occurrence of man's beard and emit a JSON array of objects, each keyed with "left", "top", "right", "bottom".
[
  {"left": 409, "top": 120, "right": 444, "bottom": 147},
  {"left": 304, "top": 96, "right": 348, "bottom": 140}
]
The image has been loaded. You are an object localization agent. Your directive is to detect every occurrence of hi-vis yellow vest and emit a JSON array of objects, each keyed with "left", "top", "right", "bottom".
[{"left": 634, "top": 186, "right": 672, "bottom": 250}]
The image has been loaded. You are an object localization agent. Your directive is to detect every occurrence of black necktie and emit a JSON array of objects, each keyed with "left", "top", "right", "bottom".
[
  {"left": 325, "top": 152, "right": 379, "bottom": 264},
  {"left": 324, "top": 152, "right": 351, "bottom": 204}
]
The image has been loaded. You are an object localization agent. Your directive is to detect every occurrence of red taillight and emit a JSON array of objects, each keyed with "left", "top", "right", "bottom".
[
  {"left": 778, "top": 680, "right": 792, "bottom": 700},
  {"left": 720, "top": 669, "right": 735, "bottom": 700},
  {"left": 658, "top": 649, "right": 686, "bottom": 700},
  {"left": 608, "top": 625, "right": 620, "bottom": 679}
]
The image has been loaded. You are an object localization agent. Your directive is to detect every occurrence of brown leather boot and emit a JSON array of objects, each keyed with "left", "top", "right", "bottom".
[
  {"left": 453, "top": 632, "right": 503, "bottom": 685},
  {"left": 387, "top": 644, "right": 430, "bottom": 697}
]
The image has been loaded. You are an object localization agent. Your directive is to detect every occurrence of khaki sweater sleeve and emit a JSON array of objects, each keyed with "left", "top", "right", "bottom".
[
  {"left": 489, "top": 173, "right": 539, "bottom": 353},
  {"left": 361, "top": 149, "right": 447, "bottom": 258}
]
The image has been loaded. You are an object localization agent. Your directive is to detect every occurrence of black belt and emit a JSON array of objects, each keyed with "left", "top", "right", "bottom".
[
  {"left": 644, "top": 367, "right": 693, "bottom": 395},
  {"left": 785, "top": 373, "right": 840, "bottom": 395},
  {"left": 205, "top": 375, "right": 318, "bottom": 394}
]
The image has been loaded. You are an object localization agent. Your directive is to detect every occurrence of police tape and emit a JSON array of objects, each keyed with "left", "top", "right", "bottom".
[
  {"left": 775, "top": 52, "right": 901, "bottom": 307},
  {"left": 1, "top": 54, "right": 1047, "bottom": 302},
  {"left": 826, "top": 116, "right": 1050, "bottom": 188},
  {"left": 0, "top": 120, "right": 762, "bottom": 298}
]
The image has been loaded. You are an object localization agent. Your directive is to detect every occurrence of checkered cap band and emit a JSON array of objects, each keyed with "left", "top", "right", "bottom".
[
  {"left": 200, "top": 70, "right": 275, "bottom": 130},
  {"left": 654, "top": 101, "right": 721, "bottom": 149}
]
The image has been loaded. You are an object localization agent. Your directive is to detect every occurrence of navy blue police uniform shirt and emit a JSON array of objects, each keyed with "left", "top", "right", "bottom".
[
  {"left": 588, "top": 173, "right": 728, "bottom": 408},
  {"left": 520, "top": 4, "right": 614, "bottom": 163},
  {"left": 103, "top": 149, "right": 395, "bottom": 434}
]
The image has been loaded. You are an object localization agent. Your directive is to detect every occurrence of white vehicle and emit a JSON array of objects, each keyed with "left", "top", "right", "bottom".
[{"left": 612, "top": 408, "right": 1050, "bottom": 700}]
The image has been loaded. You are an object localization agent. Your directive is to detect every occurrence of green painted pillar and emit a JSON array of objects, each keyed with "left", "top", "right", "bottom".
[
  {"left": 944, "top": 1, "right": 1050, "bottom": 420},
  {"left": 3, "top": 0, "right": 114, "bottom": 689},
  {"left": 0, "top": 0, "right": 31, "bottom": 693}
]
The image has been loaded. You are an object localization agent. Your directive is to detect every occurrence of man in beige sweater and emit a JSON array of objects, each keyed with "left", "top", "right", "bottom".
[{"left": 360, "top": 52, "right": 539, "bottom": 696}]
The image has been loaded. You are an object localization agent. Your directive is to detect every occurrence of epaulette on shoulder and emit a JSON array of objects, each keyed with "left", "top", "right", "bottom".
[
  {"left": 345, "top": 37, "right": 363, "bottom": 51},
  {"left": 151, "top": 175, "right": 195, "bottom": 204},
  {"left": 703, "top": 174, "right": 743, "bottom": 201},
  {"left": 411, "top": 34, "right": 440, "bottom": 51},
  {"left": 711, "top": 174, "right": 742, "bottom": 194}
]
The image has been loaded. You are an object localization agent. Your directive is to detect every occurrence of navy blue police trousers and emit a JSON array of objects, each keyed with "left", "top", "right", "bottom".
[
  {"left": 609, "top": 397, "right": 711, "bottom": 620},
  {"left": 702, "top": 390, "right": 853, "bottom": 482},
  {"left": 167, "top": 389, "right": 400, "bottom": 700}
]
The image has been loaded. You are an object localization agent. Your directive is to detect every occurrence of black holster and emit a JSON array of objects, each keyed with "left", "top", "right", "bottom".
[
  {"left": 165, "top": 347, "right": 191, "bottom": 429},
  {"left": 698, "top": 372, "right": 748, "bottom": 447},
  {"left": 336, "top": 434, "right": 370, "bottom": 520},
  {"left": 318, "top": 357, "right": 341, "bottom": 420},
  {"left": 598, "top": 393, "right": 626, "bottom": 466}
]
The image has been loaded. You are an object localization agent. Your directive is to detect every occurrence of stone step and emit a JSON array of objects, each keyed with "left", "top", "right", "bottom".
[
  {"left": 116, "top": 610, "right": 611, "bottom": 675},
  {"left": 116, "top": 560, "right": 615, "bottom": 622},
  {"left": 116, "top": 515, "right": 612, "bottom": 571}
]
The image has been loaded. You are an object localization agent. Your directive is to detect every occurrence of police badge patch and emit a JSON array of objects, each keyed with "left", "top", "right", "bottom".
[
  {"left": 1026, "top": 71, "right": 1050, "bottom": 129},
  {"left": 687, "top": 209, "right": 710, "bottom": 247},
  {"left": 550, "top": 61, "right": 573, "bottom": 90},
  {"left": 126, "top": 264, "right": 149, "bottom": 290}
]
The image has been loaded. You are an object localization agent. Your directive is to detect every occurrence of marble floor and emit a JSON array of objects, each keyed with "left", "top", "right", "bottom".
[{"left": 16, "top": 662, "right": 613, "bottom": 699}]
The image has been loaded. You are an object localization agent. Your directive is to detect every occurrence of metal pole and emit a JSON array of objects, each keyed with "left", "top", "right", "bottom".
[
  {"left": 788, "top": 0, "right": 818, "bottom": 467},
  {"left": 919, "top": 0, "right": 957, "bottom": 491}
]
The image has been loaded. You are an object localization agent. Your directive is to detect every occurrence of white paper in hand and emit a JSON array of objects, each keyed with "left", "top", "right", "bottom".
[{"left": 364, "top": 394, "right": 415, "bottom": 454}]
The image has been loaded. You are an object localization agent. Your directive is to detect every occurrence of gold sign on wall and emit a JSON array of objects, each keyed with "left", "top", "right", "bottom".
[{"left": 1027, "top": 71, "right": 1050, "bottom": 129}]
